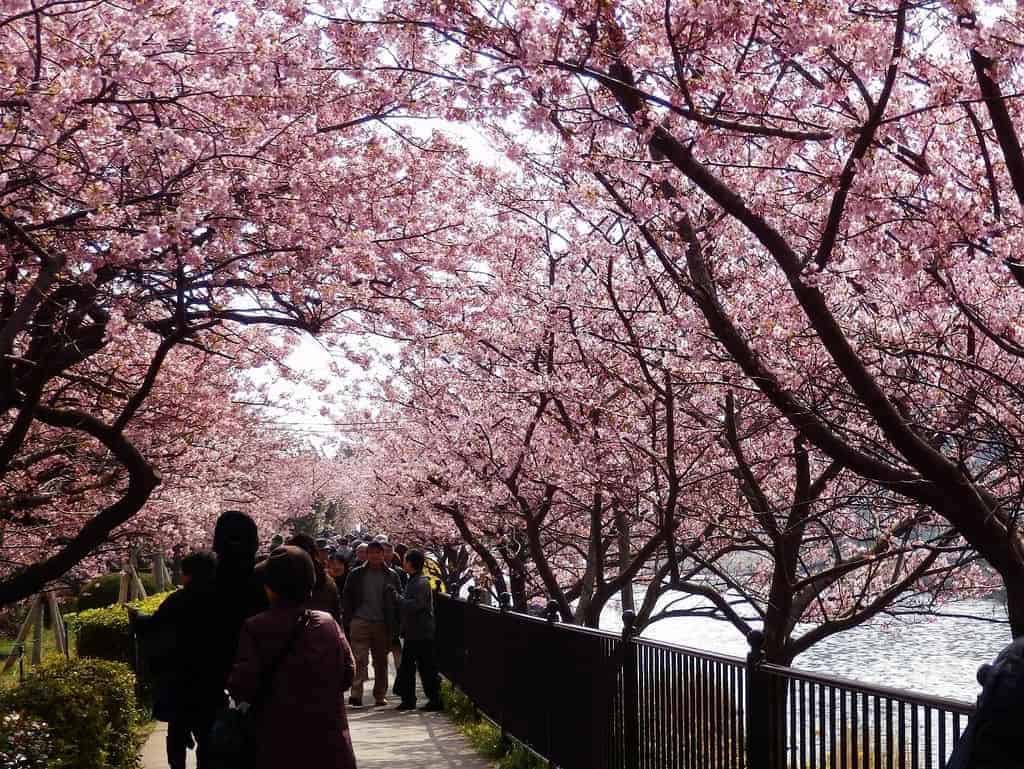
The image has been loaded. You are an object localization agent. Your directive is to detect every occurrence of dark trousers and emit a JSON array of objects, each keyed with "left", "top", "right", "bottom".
[
  {"left": 166, "top": 708, "right": 216, "bottom": 769},
  {"left": 394, "top": 638, "right": 440, "bottom": 704}
]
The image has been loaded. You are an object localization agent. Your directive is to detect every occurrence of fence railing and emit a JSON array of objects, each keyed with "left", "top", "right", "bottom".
[{"left": 434, "top": 594, "right": 976, "bottom": 769}]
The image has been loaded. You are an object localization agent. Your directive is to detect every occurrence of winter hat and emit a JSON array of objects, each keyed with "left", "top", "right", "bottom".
[{"left": 263, "top": 546, "right": 315, "bottom": 603}]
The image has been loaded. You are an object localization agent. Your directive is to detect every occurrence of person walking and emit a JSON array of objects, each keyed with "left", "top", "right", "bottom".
[
  {"left": 288, "top": 534, "right": 343, "bottom": 625},
  {"left": 203, "top": 511, "right": 269, "bottom": 761},
  {"left": 130, "top": 550, "right": 219, "bottom": 769},
  {"left": 389, "top": 549, "right": 442, "bottom": 712},
  {"left": 381, "top": 541, "right": 405, "bottom": 675},
  {"left": 228, "top": 546, "right": 358, "bottom": 769},
  {"left": 328, "top": 552, "right": 350, "bottom": 601},
  {"left": 350, "top": 542, "right": 368, "bottom": 570},
  {"left": 342, "top": 540, "right": 400, "bottom": 707}
]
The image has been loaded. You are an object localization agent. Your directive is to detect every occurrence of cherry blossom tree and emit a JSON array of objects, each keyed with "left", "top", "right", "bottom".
[
  {"left": 0, "top": 0, "right": 470, "bottom": 605},
  {"left": 358, "top": 0, "right": 1024, "bottom": 636}
]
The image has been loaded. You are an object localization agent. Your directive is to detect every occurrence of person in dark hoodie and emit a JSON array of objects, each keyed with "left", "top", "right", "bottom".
[
  {"left": 287, "top": 533, "right": 343, "bottom": 625},
  {"left": 211, "top": 512, "right": 269, "bottom": 712},
  {"left": 130, "top": 550, "right": 219, "bottom": 769},
  {"left": 947, "top": 636, "right": 1024, "bottom": 769}
]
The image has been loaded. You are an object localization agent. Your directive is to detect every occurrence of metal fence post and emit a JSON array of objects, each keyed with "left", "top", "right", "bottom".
[
  {"left": 499, "top": 592, "right": 512, "bottom": 750},
  {"left": 544, "top": 600, "right": 560, "bottom": 768},
  {"left": 621, "top": 609, "right": 639, "bottom": 769},
  {"left": 465, "top": 589, "right": 481, "bottom": 720},
  {"left": 746, "top": 630, "right": 769, "bottom": 769}
]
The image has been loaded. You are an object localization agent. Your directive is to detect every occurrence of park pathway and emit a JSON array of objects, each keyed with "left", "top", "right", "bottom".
[{"left": 139, "top": 667, "right": 491, "bottom": 769}]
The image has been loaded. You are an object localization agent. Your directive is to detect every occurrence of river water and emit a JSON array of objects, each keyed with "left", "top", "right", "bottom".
[{"left": 599, "top": 593, "right": 1012, "bottom": 703}]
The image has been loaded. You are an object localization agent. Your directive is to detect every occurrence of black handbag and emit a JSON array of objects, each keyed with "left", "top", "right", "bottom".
[{"left": 208, "top": 610, "right": 310, "bottom": 769}]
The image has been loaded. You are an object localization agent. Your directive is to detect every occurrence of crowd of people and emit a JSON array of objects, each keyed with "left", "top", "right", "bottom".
[{"left": 131, "top": 513, "right": 443, "bottom": 769}]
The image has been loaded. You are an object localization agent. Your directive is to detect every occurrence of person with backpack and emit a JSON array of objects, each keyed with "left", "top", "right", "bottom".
[
  {"left": 947, "top": 637, "right": 1024, "bottom": 769},
  {"left": 227, "top": 545, "right": 357, "bottom": 769}
]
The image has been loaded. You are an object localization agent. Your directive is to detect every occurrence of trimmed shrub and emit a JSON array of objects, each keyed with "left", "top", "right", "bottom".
[
  {"left": 75, "top": 572, "right": 158, "bottom": 612},
  {"left": 0, "top": 711, "right": 53, "bottom": 769},
  {"left": 0, "top": 657, "right": 143, "bottom": 769},
  {"left": 67, "top": 591, "right": 173, "bottom": 663}
]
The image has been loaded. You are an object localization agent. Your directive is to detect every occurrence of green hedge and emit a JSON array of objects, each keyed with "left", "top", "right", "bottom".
[
  {"left": 0, "top": 657, "right": 143, "bottom": 769},
  {"left": 67, "top": 591, "right": 173, "bottom": 663},
  {"left": 75, "top": 572, "right": 159, "bottom": 612}
]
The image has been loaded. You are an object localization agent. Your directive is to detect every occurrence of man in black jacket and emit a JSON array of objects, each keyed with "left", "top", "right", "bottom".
[
  {"left": 341, "top": 541, "right": 401, "bottom": 706},
  {"left": 389, "top": 549, "right": 442, "bottom": 712}
]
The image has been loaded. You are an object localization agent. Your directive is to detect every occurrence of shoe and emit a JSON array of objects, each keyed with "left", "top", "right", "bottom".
[
  {"left": 395, "top": 701, "right": 416, "bottom": 711},
  {"left": 348, "top": 697, "right": 363, "bottom": 707},
  {"left": 419, "top": 701, "right": 443, "bottom": 712},
  {"left": 374, "top": 699, "right": 388, "bottom": 707}
]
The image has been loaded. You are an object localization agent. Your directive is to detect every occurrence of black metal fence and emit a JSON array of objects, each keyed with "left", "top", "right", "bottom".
[{"left": 434, "top": 594, "right": 975, "bottom": 769}]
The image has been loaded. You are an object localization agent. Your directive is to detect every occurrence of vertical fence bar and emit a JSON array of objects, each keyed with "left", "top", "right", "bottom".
[
  {"left": 924, "top": 706, "right": 933, "bottom": 769},
  {"left": 498, "top": 592, "right": 511, "bottom": 750},
  {"left": 621, "top": 611, "right": 639, "bottom": 769},
  {"left": 911, "top": 704, "right": 919, "bottom": 769},
  {"left": 544, "top": 601, "right": 558, "bottom": 768},
  {"left": 852, "top": 691, "right": 860, "bottom": 769},
  {"left": 745, "top": 631, "right": 768, "bottom": 769}
]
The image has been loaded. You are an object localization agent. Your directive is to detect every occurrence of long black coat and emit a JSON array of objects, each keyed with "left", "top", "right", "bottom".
[{"left": 210, "top": 561, "right": 269, "bottom": 698}]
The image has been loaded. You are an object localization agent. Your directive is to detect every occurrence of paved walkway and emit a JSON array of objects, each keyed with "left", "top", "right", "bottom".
[{"left": 140, "top": 667, "right": 491, "bottom": 769}]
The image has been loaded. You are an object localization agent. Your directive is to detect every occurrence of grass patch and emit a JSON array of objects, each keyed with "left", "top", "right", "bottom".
[
  {"left": 0, "top": 623, "right": 66, "bottom": 689},
  {"left": 440, "top": 680, "right": 547, "bottom": 769}
]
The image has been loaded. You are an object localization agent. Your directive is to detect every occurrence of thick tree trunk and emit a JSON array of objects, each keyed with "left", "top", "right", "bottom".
[
  {"left": 616, "top": 508, "right": 635, "bottom": 613},
  {"left": 1004, "top": 575, "right": 1024, "bottom": 638},
  {"left": 0, "top": 408, "right": 160, "bottom": 607}
]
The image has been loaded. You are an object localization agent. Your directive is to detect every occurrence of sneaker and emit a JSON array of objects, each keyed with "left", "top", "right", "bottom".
[
  {"left": 348, "top": 697, "right": 363, "bottom": 707},
  {"left": 374, "top": 698, "right": 388, "bottom": 707},
  {"left": 395, "top": 701, "right": 416, "bottom": 711},
  {"left": 419, "top": 701, "right": 443, "bottom": 712}
]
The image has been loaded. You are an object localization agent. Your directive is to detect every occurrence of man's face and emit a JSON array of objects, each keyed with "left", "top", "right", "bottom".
[
  {"left": 403, "top": 558, "right": 415, "bottom": 576},
  {"left": 326, "top": 559, "right": 341, "bottom": 578},
  {"left": 383, "top": 545, "right": 394, "bottom": 562},
  {"left": 355, "top": 545, "right": 367, "bottom": 562},
  {"left": 315, "top": 549, "right": 329, "bottom": 566},
  {"left": 366, "top": 547, "right": 385, "bottom": 568}
]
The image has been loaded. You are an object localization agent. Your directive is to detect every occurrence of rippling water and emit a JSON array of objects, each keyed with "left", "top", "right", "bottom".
[{"left": 600, "top": 593, "right": 1011, "bottom": 703}]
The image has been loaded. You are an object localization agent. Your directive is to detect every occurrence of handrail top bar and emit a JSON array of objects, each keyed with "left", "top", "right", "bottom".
[
  {"left": 442, "top": 594, "right": 745, "bottom": 663},
  {"left": 760, "top": 662, "right": 975, "bottom": 713}
]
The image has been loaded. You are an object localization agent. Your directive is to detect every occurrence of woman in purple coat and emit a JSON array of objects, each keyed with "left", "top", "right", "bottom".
[{"left": 229, "top": 545, "right": 358, "bottom": 769}]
